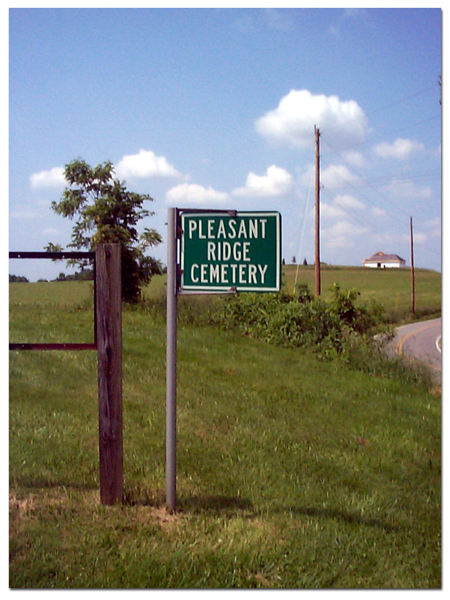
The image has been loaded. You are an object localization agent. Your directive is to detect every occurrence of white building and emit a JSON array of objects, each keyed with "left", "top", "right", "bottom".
[{"left": 362, "top": 251, "right": 406, "bottom": 269}]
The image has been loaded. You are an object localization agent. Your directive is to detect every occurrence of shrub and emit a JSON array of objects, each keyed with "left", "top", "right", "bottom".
[
  {"left": 211, "top": 285, "right": 437, "bottom": 387},
  {"left": 136, "top": 281, "right": 431, "bottom": 387},
  {"left": 215, "top": 284, "right": 390, "bottom": 353}
]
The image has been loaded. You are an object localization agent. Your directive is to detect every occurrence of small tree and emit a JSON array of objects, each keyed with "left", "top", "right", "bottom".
[{"left": 47, "top": 158, "right": 163, "bottom": 302}]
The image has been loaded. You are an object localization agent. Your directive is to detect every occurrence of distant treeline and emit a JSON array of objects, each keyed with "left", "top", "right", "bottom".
[{"left": 10, "top": 269, "right": 94, "bottom": 283}]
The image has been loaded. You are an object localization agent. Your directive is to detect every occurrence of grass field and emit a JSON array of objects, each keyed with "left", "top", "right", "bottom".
[
  {"left": 9, "top": 269, "right": 441, "bottom": 589},
  {"left": 283, "top": 264, "right": 441, "bottom": 320}
]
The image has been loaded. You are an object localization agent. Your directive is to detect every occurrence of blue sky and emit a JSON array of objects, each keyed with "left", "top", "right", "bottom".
[{"left": 9, "top": 6, "right": 442, "bottom": 281}]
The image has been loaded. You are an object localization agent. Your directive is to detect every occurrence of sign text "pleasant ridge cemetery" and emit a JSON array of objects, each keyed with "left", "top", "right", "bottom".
[{"left": 180, "top": 212, "right": 281, "bottom": 292}]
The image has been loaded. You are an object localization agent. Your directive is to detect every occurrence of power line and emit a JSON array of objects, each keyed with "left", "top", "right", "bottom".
[
  {"left": 324, "top": 84, "right": 439, "bottom": 138},
  {"left": 321, "top": 114, "right": 441, "bottom": 158},
  {"left": 322, "top": 168, "right": 440, "bottom": 191},
  {"left": 320, "top": 185, "right": 441, "bottom": 260},
  {"left": 320, "top": 155, "right": 410, "bottom": 227},
  {"left": 293, "top": 170, "right": 313, "bottom": 293},
  {"left": 318, "top": 137, "right": 441, "bottom": 260},
  {"left": 320, "top": 137, "right": 439, "bottom": 226}
]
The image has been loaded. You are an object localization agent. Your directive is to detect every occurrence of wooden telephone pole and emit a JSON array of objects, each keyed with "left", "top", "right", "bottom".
[
  {"left": 410, "top": 216, "right": 415, "bottom": 315},
  {"left": 314, "top": 126, "right": 321, "bottom": 296}
]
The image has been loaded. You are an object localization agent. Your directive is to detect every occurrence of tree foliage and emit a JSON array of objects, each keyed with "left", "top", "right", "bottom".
[{"left": 47, "top": 159, "right": 163, "bottom": 302}]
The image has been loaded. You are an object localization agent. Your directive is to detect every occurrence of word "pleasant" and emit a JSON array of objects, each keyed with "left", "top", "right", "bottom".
[{"left": 187, "top": 218, "right": 268, "bottom": 240}]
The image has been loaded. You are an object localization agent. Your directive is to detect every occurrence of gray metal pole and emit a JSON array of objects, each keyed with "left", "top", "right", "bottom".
[{"left": 166, "top": 207, "right": 178, "bottom": 511}]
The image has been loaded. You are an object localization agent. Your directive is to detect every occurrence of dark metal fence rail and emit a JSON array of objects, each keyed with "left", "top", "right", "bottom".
[
  {"left": 9, "top": 250, "right": 96, "bottom": 351},
  {"left": 9, "top": 246, "right": 123, "bottom": 504}
]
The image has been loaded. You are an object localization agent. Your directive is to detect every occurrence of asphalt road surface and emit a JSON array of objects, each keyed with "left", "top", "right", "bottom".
[{"left": 393, "top": 318, "right": 441, "bottom": 375}]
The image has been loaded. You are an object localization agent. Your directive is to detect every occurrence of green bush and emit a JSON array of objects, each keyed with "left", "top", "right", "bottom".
[
  {"left": 211, "top": 283, "right": 435, "bottom": 386},
  {"left": 135, "top": 281, "right": 432, "bottom": 388},
  {"left": 215, "top": 284, "right": 390, "bottom": 352}
]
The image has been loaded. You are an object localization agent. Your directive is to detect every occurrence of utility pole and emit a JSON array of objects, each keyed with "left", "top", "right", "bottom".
[
  {"left": 314, "top": 125, "right": 321, "bottom": 296},
  {"left": 410, "top": 216, "right": 415, "bottom": 315}
]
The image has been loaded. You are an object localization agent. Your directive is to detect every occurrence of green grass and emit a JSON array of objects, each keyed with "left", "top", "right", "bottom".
[
  {"left": 9, "top": 281, "right": 95, "bottom": 344},
  {"left": 9, "top": 279, "right": 441, "bottom": 588},
  {"left": 283, "top": 264, "right": 441, "bottom": 322},
  {"left": 142, "top": 265, "right": 441, "bottom": 324}
]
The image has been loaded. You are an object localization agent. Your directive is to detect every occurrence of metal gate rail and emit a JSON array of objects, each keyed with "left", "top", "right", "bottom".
[{"left": 9, "top": 251, "right": 96, "bottom": 351}]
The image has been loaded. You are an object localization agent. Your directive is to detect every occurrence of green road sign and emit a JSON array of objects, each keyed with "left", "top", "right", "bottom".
[{"left": 180, "top": 211, "right": 282, "bottom": 292}]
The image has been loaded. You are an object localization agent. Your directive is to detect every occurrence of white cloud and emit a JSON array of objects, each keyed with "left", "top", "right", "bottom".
[
  {"left": 166, "top": 183, "right": 229, "bottom": 206},
  {"left": 320, "top": 195, "right": 364, "bottom": 221},
  {"left": 321, "top": 164, "right": 360, "bottom": 190},
  {"left": 373, "top": 138, "right": 424, "bottom": 160},
  {"left": 232, "top": 165, "right": 293, "bottom": 198},
  {"left": 372, "top": 231, "right": 405, "bottom": 247},
  {"left": 116, "top": 149, "right": 182, "bottom": 179},
  {"left": 333, "top": 194, "right": 365, "bottom": 211},
  {"left": 413, "top": 232, "right": 428, "bottom": 245},
  {"left": 386, "top": 179, "right": 432, "bottom": 200},
  {"left": 297, "top": 164, "right": 315, "bottom": 187},
  {"left": 342, "top": 150, "right": 366, "bottom": 168},
  {"left": 30, "top": 167, "right": 65, "bottom": 189},
  {"left": 390, "top": 231, "right": 428, "bottom": 246},
  {"left": 319, "top": 192, "right": 368, "bottom": 250},
  {"left": 320, "top": 203, "right": 346, "bottom": 220},
  {"left": 255, "top": 89, "right": 368, "bottom": 149},
  {"left": 322, "top": 220, "right": 368, "bottom": 249}
]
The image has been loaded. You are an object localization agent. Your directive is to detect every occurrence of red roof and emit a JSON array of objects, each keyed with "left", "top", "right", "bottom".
[{"left": 363, "top": 251, "right": 406, "bottom": 263}]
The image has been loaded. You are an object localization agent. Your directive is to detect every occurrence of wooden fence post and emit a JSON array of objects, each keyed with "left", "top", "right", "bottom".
[{"left": 95, "top": 243, "right": 123, "bottom": 505}]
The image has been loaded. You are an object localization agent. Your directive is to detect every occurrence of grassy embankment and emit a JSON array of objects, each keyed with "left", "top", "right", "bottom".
[{"left": 9, "top": 267, "right": 441, "bottom": 588}]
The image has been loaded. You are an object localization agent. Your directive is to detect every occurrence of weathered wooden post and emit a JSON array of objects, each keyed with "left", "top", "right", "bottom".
[{"left": 95, "top": 243, "right": 123, "bottom": 505}]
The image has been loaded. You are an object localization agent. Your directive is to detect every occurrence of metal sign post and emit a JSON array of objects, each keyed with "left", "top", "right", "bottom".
[
  {"left": 165, "top": 208, "right": 281, "bottom": 511},
  {"left": 166, "top": 208, "right": 178, "bottom": 512}
]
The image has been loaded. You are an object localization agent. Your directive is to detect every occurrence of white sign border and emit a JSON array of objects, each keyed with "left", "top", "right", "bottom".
[{"left": 179, "top": 210, "right": 282, "bottom": 293}]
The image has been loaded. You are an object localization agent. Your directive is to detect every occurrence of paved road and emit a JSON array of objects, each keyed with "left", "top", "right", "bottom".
[{"left": 393, "top": 318, "right": 441, "bottom": 374}]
